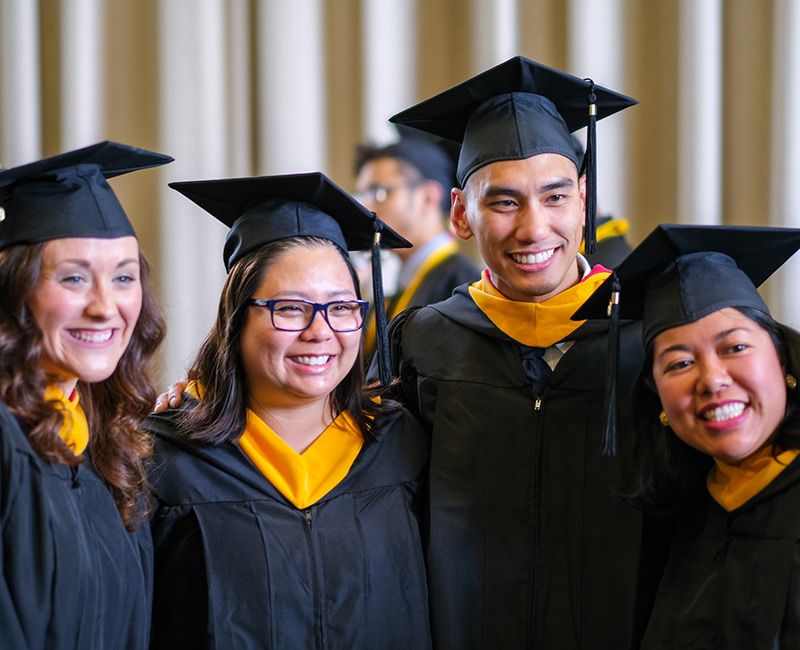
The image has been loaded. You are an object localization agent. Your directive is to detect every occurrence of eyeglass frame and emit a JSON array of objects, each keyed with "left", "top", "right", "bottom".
[
  {"left": 354, "top": 177, "right": 423, "bottom": 205},
  {"left": 247, "top": 298, "right": 369, "bottom": 332}
]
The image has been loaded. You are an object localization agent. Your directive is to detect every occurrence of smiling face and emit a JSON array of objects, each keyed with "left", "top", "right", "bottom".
[
  {"left": 27, "top": 236, "right": 143, "bottom": 394},
  {"left": 451, "top": 153, "right": 585, "bottom": 303},
  {"left": 239, "top": 242, "right": 362, "bottom": 412},
  {"left": 652, "top": 308, "right": 787, "bottom": 465}
]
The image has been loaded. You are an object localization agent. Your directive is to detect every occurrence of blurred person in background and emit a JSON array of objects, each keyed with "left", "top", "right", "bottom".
[{"left": 354, "top": 129, "right": 479, "bottom": 357}]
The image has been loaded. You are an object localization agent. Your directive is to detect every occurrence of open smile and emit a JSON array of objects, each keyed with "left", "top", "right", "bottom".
[
  {"left": 291, "top": 355, "right": 332, "bottom": 367},
  {"left": 510, "top": 248, "right": 556, "bottom": 265},
  {"left": 699, "top": 400, "right": 748, "bottom": 424},
  {"left": 67, "top": 328, "right": 115, "bottom": 344}
]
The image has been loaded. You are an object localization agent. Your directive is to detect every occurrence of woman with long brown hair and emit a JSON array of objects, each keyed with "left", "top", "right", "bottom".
[
  {"left": 147, "top": 173, "right": 431, "bottom": 649},
  {"left": 0, "top": 142, "right": 168, "bottom": 649}
]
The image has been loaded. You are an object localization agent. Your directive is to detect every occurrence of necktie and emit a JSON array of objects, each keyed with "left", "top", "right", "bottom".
[{"left": 519, "top": 345, "right": 552, "bottom": 398}]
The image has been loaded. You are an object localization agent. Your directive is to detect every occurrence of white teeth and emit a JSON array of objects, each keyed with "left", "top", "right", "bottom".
[
  {"left": 703, "top": 402, "right": 746, "bottom": 422},
  {"left": 69, "top": 330, "right": 112, "bottom": 343},
  {"left": 511, "top": 249, "right": 555, "bottom": 265},
  {"left": 294, "top": 355, "right": 330, "bottom": 366}
]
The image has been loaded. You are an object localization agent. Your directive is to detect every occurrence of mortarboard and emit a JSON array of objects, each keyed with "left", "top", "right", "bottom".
[
  {"left": 169, "top": 172, "right": 412, "bottom": 385},
  {"left": 573, "top": 224, "right": 800, "bottom": 455},
  {"left": 0, "top": 141, "right": 173, "bottom": 250},
  {"left": 389, "top": 55, "right": 637, "bottom": 253}
]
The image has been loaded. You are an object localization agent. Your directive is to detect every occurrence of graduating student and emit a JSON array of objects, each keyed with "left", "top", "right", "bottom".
[
  {"left": 383, "top": 56, "right": 650, "bottom": 648},
  {"left": 577, "top": 224, "right": 800, "bottom": 648},
  {"left": 0, "top": 142, "right": 169, "bottom": 649},
  {"left": 147, "top": 173, "right": 431, "bottom": 649}
]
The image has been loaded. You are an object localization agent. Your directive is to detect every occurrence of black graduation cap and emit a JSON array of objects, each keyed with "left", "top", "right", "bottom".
[
  {"left": 573, "top": 224, "right": 800, "bottom": 455},
  {"left": 169, "top": 171, "right": 412, "bottom": 385},
  {"left": 389, "top": 55, "right": 637, "bottom": 253},
  {"left": 0, "top": 141, "right": 173, "bottom": 250}
]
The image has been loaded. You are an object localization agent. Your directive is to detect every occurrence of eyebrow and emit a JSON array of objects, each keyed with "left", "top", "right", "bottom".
[
  {"left": 270, "top": 289, "right": 356, "bottom": 300},
  {"left": 482, "top": 185, "right": 526, "bottom": 199},
  {"left": 538, "top": 177, "right": 575, "bottom": 194},
  {"left": 656, "top": 327, "right": 752, "bottom": 358},
  {"left": 54, "top": 258, "right": 140, "bottom": 269},
  {"left": 481, "top": 177, "right": 574, "bottom": 199}
]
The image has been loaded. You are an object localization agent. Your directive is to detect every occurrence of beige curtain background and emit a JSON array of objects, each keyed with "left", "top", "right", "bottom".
[{"left": 0, "top": 0, "right": 795, "bottom": 383}]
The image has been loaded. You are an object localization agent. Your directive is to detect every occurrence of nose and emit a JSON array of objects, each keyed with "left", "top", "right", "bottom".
[
  {"left": 696, "top": 355, "right": 732, "bottom": 395},
  {"left": 300, "top": 307, "right": 334, "bottom": 341},
  {"left": 514, "top": 205, "right": 549, "bottom": 243},
  {"left": 85, "top": 280, "right": 116, "bottom": 320}
]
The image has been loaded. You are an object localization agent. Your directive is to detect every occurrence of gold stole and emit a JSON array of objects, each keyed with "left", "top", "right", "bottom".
[
  {"left": 44, "top": 385, "right": 89, "bottom": 455},
  {"left": 467, "top": 268, "right": 611, "bottom": 347},
  {"left": 238, "top": 409, "right": 364, "bottom": 509},
  {"left": 707, "top": 445, "right": 800, "bottom": 511}
]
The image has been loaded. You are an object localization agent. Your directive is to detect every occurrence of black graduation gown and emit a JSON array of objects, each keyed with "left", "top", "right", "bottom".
[
  {"left": 0, "top": 400, "right": 152, "bottom": 650},
  {"left": 641, "top": 455, "right": 800, "bottom": 649},
  {"left": 388, "top": 252, "right": 480, "bottom": 312},
  {"left": 147, "top": 405, "right": 431, "bottom": 650},
  {"left": 389, "top": 285, "right": 648, "bottom": 650}
]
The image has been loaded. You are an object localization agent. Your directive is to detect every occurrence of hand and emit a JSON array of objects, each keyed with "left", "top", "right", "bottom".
[{"left": 153, "top": 379, "right": 189, "bottom": 412}]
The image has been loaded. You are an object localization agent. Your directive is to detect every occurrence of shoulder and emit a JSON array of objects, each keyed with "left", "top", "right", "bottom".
[
  {"left": 373, "top": 405, "right": 426, "bottom": 442},
  {"left": 398, "top": 288, "right": 486, "bottom": 339},
  {"left": 360, "top": 406, "right": 429, "bottom": 477},
  {"left": 146, "top": 409, "right": 198, "bottom": 458},
  {"left": 394, "top": 295, "right": 516, "bottom": 376},
  {"left": 147, "top": 408, "right": 273, "bottom": 507},
  {"left": 563, "top": 319, "right": 644, "bottom": 388},
  {"left": 147, "top": 409, "right": 220, "bottom": 494},
  {"left": 0, "top": 399, "right": 38, "bottom": 463}
]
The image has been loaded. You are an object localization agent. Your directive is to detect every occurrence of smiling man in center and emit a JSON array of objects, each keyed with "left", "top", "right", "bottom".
[{"left": 384, "top": 56, "right": 654, "bottom": 649}]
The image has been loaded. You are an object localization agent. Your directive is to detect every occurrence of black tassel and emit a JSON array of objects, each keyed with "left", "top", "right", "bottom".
[
  {"left": 370, "top": 217, "right": 392, "bottom": 386},
  {"left": 584, "top": 80, "right": 598, "bottom": 256},
  {"left": 601, "top": 273, "right": 621, "bottom": 457}
]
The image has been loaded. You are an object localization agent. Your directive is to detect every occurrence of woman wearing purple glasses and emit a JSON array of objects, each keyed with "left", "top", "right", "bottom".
[{"left": 147, "top": 173, "right": 431, "bottom": 649}]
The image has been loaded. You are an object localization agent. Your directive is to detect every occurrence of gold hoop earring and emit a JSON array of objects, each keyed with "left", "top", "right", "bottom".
[
  {"left": 787, "top": 374, "right": 797, "bottom": 390},
  {"left": 659, "top": 411, "right": 670, "bottom": 427}
]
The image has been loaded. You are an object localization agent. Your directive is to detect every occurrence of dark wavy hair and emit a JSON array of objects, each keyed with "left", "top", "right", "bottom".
[
  {"left": 628, "top": 307, "right": 800, "bottom": 512},
  {"left": 0, "top": 242, "right": 166, "bottom": 530},
  {"left": 177, "top": 237, "right": 395, "bottom": 445}
]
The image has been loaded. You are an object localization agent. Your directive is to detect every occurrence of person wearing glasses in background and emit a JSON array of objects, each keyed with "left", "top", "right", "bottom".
[
  {"left": 146, "top": 173, "right": 431, "bottom": 649},
  {"left": 354, "top": 130, "right": 479, "bottom": 358}
]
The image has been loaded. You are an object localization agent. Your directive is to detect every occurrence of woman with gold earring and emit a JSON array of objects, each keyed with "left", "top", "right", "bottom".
[{"left": 575, "top": 224, "right": 800, "bottom": 648}]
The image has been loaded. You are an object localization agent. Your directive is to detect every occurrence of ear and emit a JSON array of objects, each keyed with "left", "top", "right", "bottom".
[{"left": 451, "top": 188, "right": 474, "bottom": 241}]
